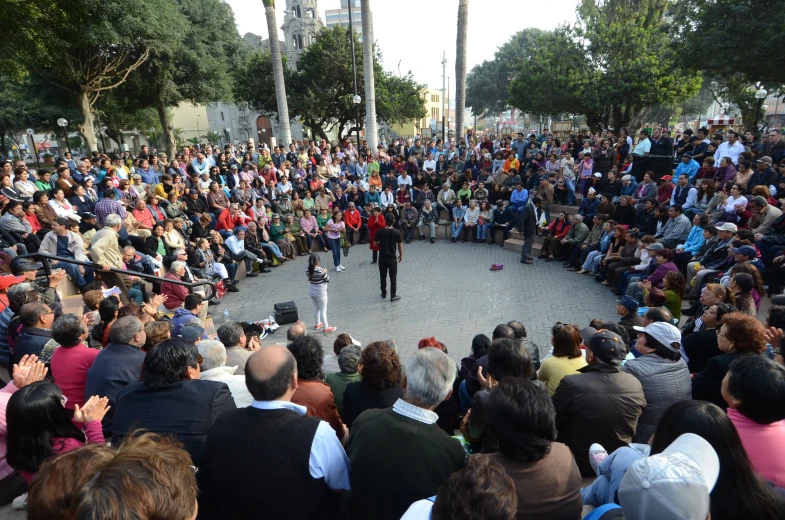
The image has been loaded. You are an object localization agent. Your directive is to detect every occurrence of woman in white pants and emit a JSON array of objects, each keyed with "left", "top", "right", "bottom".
[{"left": 307, "top": 253, "right": 335, "bottom": 333}]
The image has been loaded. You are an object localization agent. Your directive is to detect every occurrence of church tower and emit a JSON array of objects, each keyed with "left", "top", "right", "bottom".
[{"left": 281, "top": 0, "right": 323, "bottom": 69}]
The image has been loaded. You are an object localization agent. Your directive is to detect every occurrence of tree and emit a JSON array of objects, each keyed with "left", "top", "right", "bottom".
[
  {"left": 361, "top": 0, "right": 378, "bottom": 148},
  {"left": 94, "top": 92, "right": 161, "bottom": 152},
  {"left": 234, "top": 50, "right": 297, "bottom": 122},
  {"left": 455, "top": 0, "right": 469, "bottom": 135},
  {"left": 205, "top": 131, "right": 221, "bottom": 145},
  {"left": 0, "top": 0, "right": 181, "bottom": 154},
  {"left": 263, "top": 0, "right": 293, "bottom": 147}
]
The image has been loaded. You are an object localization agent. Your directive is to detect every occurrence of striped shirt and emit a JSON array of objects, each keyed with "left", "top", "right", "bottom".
[{"left": 307, "top": 266, "right": 330, "bottom": 286}]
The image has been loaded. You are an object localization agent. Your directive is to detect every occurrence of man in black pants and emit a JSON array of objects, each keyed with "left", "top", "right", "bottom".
[{"left": 373, "top": 213, "right": 403, "bottom": 301}]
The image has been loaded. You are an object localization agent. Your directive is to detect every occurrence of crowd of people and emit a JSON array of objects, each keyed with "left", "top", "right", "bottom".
[{"left": 0, "top": 124, "right": 782, "bottom": 519}]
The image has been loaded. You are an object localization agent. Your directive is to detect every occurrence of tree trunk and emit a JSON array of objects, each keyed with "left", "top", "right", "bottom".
[
  {"left": 76, "top": 89, "right": 98, "bottom": 154},
  {"left": 455, "top": 0, "right": 469, "bottom": 139},
  {"left": 264, "top": 2, "right": 293, "bottom": 147},
  {"left": 157, "top": 96, "right": 176, "bottom": 158},
  {"left": 361, "top": 0, "right": 378, "bottom": 151}
]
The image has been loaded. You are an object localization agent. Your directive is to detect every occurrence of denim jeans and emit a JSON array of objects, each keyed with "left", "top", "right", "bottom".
[
  {"left": 327, "top": 237, "right": 341, "bottom": 267},
  {"left": 451, "top": 221, "right": 464, "bottom": 238},
  {"left": 566, "top": 179, "right": 577, "bottom": 205},
  {"left": 477, "top": 223, "right": 488, "bottom": 240},
  {"left": 581, "top": 447, "right": 643, "bottom": 506},
  {"left": 57, "top": 260, "right": 94, "bottom": 287}
]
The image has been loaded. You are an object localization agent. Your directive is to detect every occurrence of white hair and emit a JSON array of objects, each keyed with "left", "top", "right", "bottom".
[
  {"left": 170, "top": 260, "right": 186, "bottom": 273},
  {"left": 104, "top": 213, "right": 122, "bottom": 227},
  {"left": 197, "top": 340, "right": 227, "bottom": 372},
  {"left": 404, "top": 348, "right": 456, "bottom": 408}
]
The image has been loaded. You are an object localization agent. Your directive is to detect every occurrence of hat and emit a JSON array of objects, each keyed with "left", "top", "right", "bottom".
[
  {"left": 177, "top": 325, "right": 205, "bottom": 342},
  {"left": 616, "top": 295, "right": 640, "bottom": 312},
  {"left": 731, "top": 244, "right": 757, "bottom": 257},
  {"left": 580, "top": 327, "right": 598, "bottom": 343},
  {"left": 588, "top": 187, "right": 596, "bottom": 194},
  {"left": 622, "top": 175, "right": 631, "bottom": 182},
  {"left": 230, "top": 164, "right": 239, "bottom": 170},
  {"left": 757, "top": 156, "right": 773, "bottom": 164},
  {"left": 593, "top": 172, "right": 602, "bottom": 178},
  {"left": 618, "top": 433, "right": 719, "bottom": 520},
  {"left": 0, "top": 275, "right": 26, "bottom": 291},
  {"left": 715, "top": 222, "right": 738, "bottom": 233},
  {"left": 646, "top": 242, "right": 664, "bottom": 251},
  {"left": 294, "top": 173, "right": 301, "bottom": 179},
  {"left": 189, "top": 188, "right": 199, "bottom": 195},
  {"left": 683, "top": 152, "right": 694, "bottom": 158},
  {"left": 339, "top": 171, "right": 346, "bottom": 176},
  {"left": 10, "top": 258, "right": 41, "bottom": 276},
  {"left": 632, "top": 322, "right": 682, "bottom": 352},
  {"left": 586, "top": 329, "right": 628, "bottom": 365},
  {"left": 83, "top": 212, "right": 97, "bottom": 220},
  {"left": 660, "top": 175, "right": 672, "bottom": 181}
]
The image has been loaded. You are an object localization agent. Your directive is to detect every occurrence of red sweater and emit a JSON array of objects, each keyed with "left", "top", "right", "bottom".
[
  {"left": 344, "top": 209, "right": 361, "bottom": 229},
  {"left": 161, "top": 272, "right": 189, "bottom": 309},
  {"left": 215, "top": 209, "right": 243, "bottom": 232},
  {"left": 50, "top": 343, "right": 99, "bottom": 410}
]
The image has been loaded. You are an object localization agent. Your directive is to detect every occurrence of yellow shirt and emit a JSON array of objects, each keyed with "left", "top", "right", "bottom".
[{"left": 537, "top": 354, "right": 588, "bottom": 396}]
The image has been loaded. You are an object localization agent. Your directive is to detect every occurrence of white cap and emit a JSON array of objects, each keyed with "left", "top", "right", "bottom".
[
  {"left": 619, "top": 433, "right": 720, "bottom": 520},
  {"left": 593, "top": 172, "right": 602, "bottom": 177},
  {"left": 632, "top": 322, "right": 682, "bottom": 352},
  {"left": 715, "top": 222, "right": 738, "bottom": 232}
]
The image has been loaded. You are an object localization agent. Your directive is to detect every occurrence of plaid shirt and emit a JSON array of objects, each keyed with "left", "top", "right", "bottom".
[
  {"left": 392, "top": 398, "right": 438, "bottom": 425},
  {"left": 94, "top": 197, "right": 127, "bottom": 226}
]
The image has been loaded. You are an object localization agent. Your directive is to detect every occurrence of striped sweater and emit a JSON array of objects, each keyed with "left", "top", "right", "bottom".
[{"left": 307, "top": 266, "right": 330, "bottom": 285}]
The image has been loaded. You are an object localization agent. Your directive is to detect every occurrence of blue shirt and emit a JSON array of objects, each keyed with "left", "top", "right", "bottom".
[
  {"left": 250, "top": 400, "right": 351, "bottom": 490},
  {"left": 680, "top": 225, "right": 706, "bottom": 255},
  {"left": 674, "top": 159, "right": 700, "bottom": 181},
  {"left": 452, "top": 206, "right": 466, "bottom": 221},
  {"left": 510, "top": 188, "right": 529, "bottom": 207}
]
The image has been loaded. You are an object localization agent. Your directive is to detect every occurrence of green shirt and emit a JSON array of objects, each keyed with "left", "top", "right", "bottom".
[
  {"left": 325, "top": 371, "right": 361, "bottom": 417},
  {"left": 457, "top": 188, "right": 472, "bottom": 203},
  {"left": 664, "top": 290, "right": 681, "bottom": 320},
  {"left": 316, "top": 214, "right": 330, "bottom": 230},
  {"left": 269, "top": 222, "right": 286, "bottom": 241},
  {"left": 156, "top": 238, "right": 167, "bottom": 257},
  {"left": 35, "top": 180, "right": 51, "bottom": 191}
]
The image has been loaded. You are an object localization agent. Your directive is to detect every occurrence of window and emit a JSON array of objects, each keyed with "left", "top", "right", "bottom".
[
  {"left": 220, "top": 112, "right": 225, "bottom": 121},
  {"left": 295, "top": 6, "right": 301, "bottom": 18}
]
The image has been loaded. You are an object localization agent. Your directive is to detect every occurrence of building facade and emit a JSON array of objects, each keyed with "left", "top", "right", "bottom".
[
  {"left": 325, "top": 0, "right": 365, "bottom": 31},
  {"left": 390, "top": 88, "right": 449, "bottom": 139}
]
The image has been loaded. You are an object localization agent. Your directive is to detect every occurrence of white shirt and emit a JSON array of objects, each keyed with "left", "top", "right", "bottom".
[
  {"left": 380, "top": 191, "right": 394, "bottom": 208},
  {"left": 423, "top": 159, "right": 436, "bottom": 172},
  {"left": 397, "top": 175, "right": 413, "bottom": 188},
  {"left": 400, "top": 499, "right": 434, "bottom": 520},
  {"left": 391, "top": 398, "right": 439, "bottom": 425},
  {"left": 200, "top": 366, "right": 253, "bottom": 407},
  {"left": 251, "top": 400, "right": 351, "bottom": 490},
  {"left": 714, "top": 140, "right": 745, "bottom": 165},
  {"left": 225, "top": 235, "right": 245, "bottom": 254}
]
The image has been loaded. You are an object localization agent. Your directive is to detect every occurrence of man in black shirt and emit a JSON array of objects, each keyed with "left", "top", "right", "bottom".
[{"left": 373, "top": 213, "right": 403, "bottom": 301}]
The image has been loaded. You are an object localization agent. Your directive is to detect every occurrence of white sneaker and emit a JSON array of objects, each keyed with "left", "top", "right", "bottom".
[
  {"left": 11, "top": 492, "right": 27, "bottom": 510},
  {"left": 336, "top": 266, "right": 343, "bottom": 272},
  {"left": 338, "top": 265, "right": 346, "bottom": 270}
]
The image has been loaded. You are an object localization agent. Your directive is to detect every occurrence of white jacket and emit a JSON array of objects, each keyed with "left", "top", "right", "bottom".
[{"left": 200, "top": 366, "right": 253, "bottom": 407}]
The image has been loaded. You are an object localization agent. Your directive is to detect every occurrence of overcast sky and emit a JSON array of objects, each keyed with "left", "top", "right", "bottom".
[{"left": 225, "top": 0, "right": 580, "bottom": 106}]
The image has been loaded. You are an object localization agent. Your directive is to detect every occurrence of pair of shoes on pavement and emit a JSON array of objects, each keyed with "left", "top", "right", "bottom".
[
  {"left": 336, "top": 265, "right": 347, "bottom": 272},
  {"left": 381, "top": 292, "right": 401, "bottom": 301}
]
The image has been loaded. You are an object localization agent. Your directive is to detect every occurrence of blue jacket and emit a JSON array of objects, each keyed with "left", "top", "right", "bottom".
[
  {"left": 579, "top": 197, "right": 599, "bottom": 220},
  {"left": 137, "top": 167, "right": 158, "bottom": 185},
  {"left": 510, "top": 188, "right": 529, "bottom": 208},
  {"left": 172, "top": 308, "right": 198, "bottom": 336},
  {"left": 680, "top": 225, "right": 706, "bottom": 255},
  {"left": 674, "top": 159, "right": 700, "bottom": 181},
  {"left": 85, "top": 342, "right": 146, "bottom": 435}
]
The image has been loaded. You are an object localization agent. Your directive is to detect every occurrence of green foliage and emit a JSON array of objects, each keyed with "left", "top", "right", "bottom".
[
  {"left": 186, "top": 137, "right": 201, "bottom": 146},
  {"left": 205, "top": 131, "right": 221, "bottom": 145},
  {"left": 234, "top": 50, "right": 297, "bottom": 118},
  {"left": 95, "top": 92, "right": 161, "bottom": 146}
]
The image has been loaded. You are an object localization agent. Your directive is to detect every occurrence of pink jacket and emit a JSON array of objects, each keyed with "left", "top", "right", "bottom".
[
  {"left": 728, "top": 409, "right": 785, "bottom": 487},
  {"left": 20, "top": 419, "right": 105, "bottom": 483},
  {"left": 0, "top": 381, "right": 20, "bottom": 481}
]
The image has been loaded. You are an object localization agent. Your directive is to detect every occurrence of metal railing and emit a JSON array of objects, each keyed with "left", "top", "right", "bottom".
[{"left": 19, "top": 252, "right": 217, "bottom": 301}]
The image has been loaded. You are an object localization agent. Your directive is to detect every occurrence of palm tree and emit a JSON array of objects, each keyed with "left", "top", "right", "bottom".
[
  {"left": 455, "top": 0, "right": 469, "bottom": 140},
  {"left": 263, "top": 0, "right": 292, "bottom": 148},
  {"left": 172, "top": 127, "right": 185, "bottom": 148},
  {"left": 205, "top": 131, "right": 220, "bottom": 145},
  {"left": 186, "top": 137, "right": 200, "bottom": 147},
  {"left": 360, "top": 0, "right": 377, "bottom": 151}
]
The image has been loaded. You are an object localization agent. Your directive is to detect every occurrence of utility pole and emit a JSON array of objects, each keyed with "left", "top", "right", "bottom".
[
  {"left": 348, "top": 2, "right": 361, "bottom": 147},
  {"left": 441, "top": 51, "right": 447, "bottom": 145}
]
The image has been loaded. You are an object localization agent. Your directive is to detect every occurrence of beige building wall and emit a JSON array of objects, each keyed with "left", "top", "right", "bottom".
[
  {"left": 170, "top": 103, "right": 210, "bottom": 141},
  {"left": 390, "top": 88, "right": 449, "bottom": 138}
]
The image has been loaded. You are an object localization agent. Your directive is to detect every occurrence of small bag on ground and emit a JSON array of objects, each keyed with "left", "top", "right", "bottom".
[{"left": 274, "top": 301, "right": 299, "bottom": 324}]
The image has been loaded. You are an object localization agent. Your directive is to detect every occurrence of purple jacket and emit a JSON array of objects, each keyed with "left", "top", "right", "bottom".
[{"left": 646, "top": 261, "right": 679, "bottom": 289}]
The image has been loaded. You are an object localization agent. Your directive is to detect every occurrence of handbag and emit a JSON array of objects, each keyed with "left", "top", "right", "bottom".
[
  {"left": 341, "top": 231, "right": 350, "bottom": 256},
  {"left": 214, "top": 278, "right": 227, "bottom": 299}
]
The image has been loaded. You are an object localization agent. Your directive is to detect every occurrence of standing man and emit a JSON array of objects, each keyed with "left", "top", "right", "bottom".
[
  {"left": 519, "top": 196, "right": 541, "bottom": 265},
  {"left": 713, "top": 131, "right": 745, "bottom": 165},
  {"left": 373, "top": 213, "right": 403, "bottom": 302}
]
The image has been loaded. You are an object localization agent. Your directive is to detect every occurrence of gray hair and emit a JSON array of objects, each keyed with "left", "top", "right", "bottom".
[
  {"left": 217, "top": 320, "right": 244, "bottom": 348},
  {"left": 123, "top": 245, "right": 136, "bottom": 254},
  {"left": 104, "top": 213, "right": 122, "bottom": 228},
  {"left": 170, "top": 260, "right": 186, "bottom": 273},
  {"left": 8, "top": 282, "right": 32, "bottom": 299},
  {"left": 108, "top": 316, "right": 143, "bottom": 344},
  {"left": 197, "top": 340, "right": 227, "bottom": 372},
  {"left": 173, "top": 248, "right": 186, "bottom": 257},
  {"left": 572, "top": 214, "right": 584, "bottom": 222},
  {"left": 183, "top": 318, "right": 203, "bottom": 329},
  {"left": 338, "top": 345, "right": 362, "bottom": 374},
  {"left": 750, "top": 196, "right": 769, "bottom": 208},
  {"left": 404, "top": 348, "right": 456, "bottom": 408}
]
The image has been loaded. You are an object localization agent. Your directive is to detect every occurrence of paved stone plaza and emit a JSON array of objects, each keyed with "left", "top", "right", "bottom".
[{"left": 216, "top": 240, "right": 621, "bottom": 363}]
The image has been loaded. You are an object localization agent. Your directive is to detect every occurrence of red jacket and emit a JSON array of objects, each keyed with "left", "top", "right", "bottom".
[
  {"left": 547, "top": 219, "right": 571, "bottom": 239},
  {"left": 368, "top": 214, "right": 385, "bottom": 251},
  {"left": 344, "top": 209, "right": 361, "bottom": 229},
  {"left": 215, "top": 209, "right": 244, "bottom": 232},
  {"left": 161, "top": 271, "right": 189, "bottom": 309}
]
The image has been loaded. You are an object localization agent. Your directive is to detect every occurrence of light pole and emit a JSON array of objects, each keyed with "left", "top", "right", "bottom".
[
  {"left": 755, "top": 85, "right": 768, "bottom": 138},
  {"left": 441, "top": 51, "right": 447, "bottom": 142},
  {"left": 196, "top": 115, "right": 201, "bottom": 147},
  {"left": 100, "top": 127, "right": 109, "bottom": 153},
  {"left": 57, "top": 118, "right": 71, "bottom": 156},
  {"left": 348, "top": 2, "right": 360, "bottom": 147},
  {"left": 26, "top": 128, "right": 41, "bottom": 168},
  {"left": 496, "top": 117, "right": 501, "bottom": 136}
]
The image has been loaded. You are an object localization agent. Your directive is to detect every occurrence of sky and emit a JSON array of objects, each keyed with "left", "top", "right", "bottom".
[{"left": 225, "top": 0, "right": 580, "bottom": 106}]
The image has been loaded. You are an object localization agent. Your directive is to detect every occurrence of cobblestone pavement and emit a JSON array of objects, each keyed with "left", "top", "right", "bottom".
[{"left": 214, "top": 238, "right": 621, "bottom": 364}]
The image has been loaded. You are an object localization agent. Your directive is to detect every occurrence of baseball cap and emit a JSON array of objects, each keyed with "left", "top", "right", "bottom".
[
  {"left": 593, "top": 172, "right": 602, "bottom": 178},
  {"left": 586, "top": 329, "right": 627, "bottom": 365},
  {"left": 715, "top": 222, "right": 738, "bottom": 232},
  {"left": 230, "top": 164, "right": 239, "bottom": 170},
  {"left": 618, "top": 433, "right": 719, "bottom": 520},
  {"left": 580, "top": 326, "right": 598, "bottom": 344},
  {"left": 189, "top": 188, "right": 199, "bottom": 195},
  {"left": 632, "top": 322, "right": 682, "bottom": 352},
  {"left": 757, "top": 156, "right": 773, "bottom": 164},
  {"left": 645, "top": 242, "right": 664, "bottom": 251},
  {"left": 177, "top": 325, "right": 205, "bottom": 342},
  {"left": 0, "top": 275, "right": 26, "bottom": 291},
  {"left": 731, "top": 245, "right": 757, "bottom": 257},
  {"left": 83, "top": 213, "right": 97, "bottom": 220},
  {"left": 660, "top": 175, "right": 672, "bottom": 181},
  {"left": 10, "top": 258, "right": 42, "bottom": 276},
  {"left": 616, "top": 295, "right": 640, "bottom": 312}
]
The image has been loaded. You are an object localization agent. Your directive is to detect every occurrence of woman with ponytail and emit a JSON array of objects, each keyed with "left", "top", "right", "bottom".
[{"left": 307, "top": 254, "right": 334, "bottom": 333}]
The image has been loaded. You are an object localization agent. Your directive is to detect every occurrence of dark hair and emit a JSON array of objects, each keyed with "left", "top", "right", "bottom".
[
  {"left": 431, "top": 454, "right": 517, "bottom": 520},
  {"left": 488, "top": 339, "right": 532, "bottom": 381},
  {"left": 506, "top": 320, "right": 527, "bottom": 339},
  {"left": 50, "top": 314, "right": 84, "bottom": 347},
  {"left": 551, "top": 323, "right": 581, "bottom": 358},
  {"left": 6, "top": 382, "right": 85, "bottom": 473},
  {"left": 652, "top": 401, "right": 785, "bottom": 520},
  {"left": 142, "top": 338, "right": 198, "bottom": 388},
  {"left": 383, "top": 212, "right": 394, "bottom": 226},
  {"left": 20, "top": 302, "right": 50, "bottom": 327},
  {"left": 597, "top": 322, "right": 630, "bottom": 346},
  {"left": 287, "top": 335, "right": 325, "bottom": 380},
  {"left": 646, "top": 287, "right": 667, "bottom": 307},
  {"left": 656, "top": 248, "right": 675, "bottom": 261},
  {"left": 727, "top": 356, "right": 785, "bottom": 424},
  {"left": 471, "top": 334, "right": 491, "bottom": 357},
  {"left": 245, "top": 351, "right": 296, "bottom": 401},
  {"left": 644, "top": 306, "right": 672, "bottom": 323},
  {"left": 183, "top": 293, "right": 203, "bottom": 311},
  {"left": 308, "top": 253, "right": 319, "bottom": 279},
  {"left": 492, "top": 324, "right": 514, "bottom": 341},
  {"left": 489, "top": 378, "right": 556, "bottom": 462},
  {"left": 360, "top": 341, "right": 402, "bottom": 390},
  {"left": 91, "top": 295, "right": 120, "bottom": 344}
]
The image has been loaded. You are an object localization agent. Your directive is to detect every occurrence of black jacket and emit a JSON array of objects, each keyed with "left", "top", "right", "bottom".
[
  {"left": 517, "top": 203, "right": 537, "bottom": 238},
  {"left": 12, "top": 327, "right": 51, "bottom": 364},
  {"left": 143, "top": 235, "right": 172, "bottom": 258},
  {"left": 112, "top": 379, "right": 235, "bottom": 468},
  {"left": 342, "top": 382, "right": 402, "bottom": 429},
  {"left": 692, "top": 352, "right": 761, "bottom": 409}
]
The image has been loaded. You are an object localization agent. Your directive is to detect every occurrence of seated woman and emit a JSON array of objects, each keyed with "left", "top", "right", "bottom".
[
  {"left": 193, "top": 237, "right": 237, "bottom": 289},
  {"left": 162, "top": 219, "right": 186, "bottom": 251},
  {"left": 342, "top": 341, "right": 403, "bottom": 428},
  {"left": 682, "top": 302, "right": 735, "bottom": 374},
  {"left": 537, "top": 323, "right": 586, "bottom": 396},
  {"left": 48, "top": 187, "right": 80, "bottom": 222}
]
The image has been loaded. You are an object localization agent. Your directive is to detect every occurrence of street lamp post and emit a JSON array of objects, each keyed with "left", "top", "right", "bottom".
[
  {"left": 496, "top": 117, "right": 501, "bottom": 136},
  {"left": 755, "top": 86, "right": 768, "bottom": 138},
  {"left": 353, "top": 94, "right": 361, "bottom": 149},
  {"left": 26, "top": 128, "right": 41, "bottom": 168},
  {"left": 196, "top": 115, "right": 201, "bottom": 147},
  {"left": 56, "top": 118, "right": 71, "bottom": 156},
  {"left": 348, "top": 2, "right": 360, "bottom": 147}
]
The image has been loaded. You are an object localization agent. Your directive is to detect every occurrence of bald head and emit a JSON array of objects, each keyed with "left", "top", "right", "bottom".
[
  {"left": 287, "top": 322, "right": 307, "bottom": 342},
  {"left": 245, "top": 345, "right": 297, "bottom": 402}
]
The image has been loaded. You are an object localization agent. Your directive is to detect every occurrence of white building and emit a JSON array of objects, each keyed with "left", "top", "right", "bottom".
[{"left": 325, "top": 0, "right": 365, "bottom": 32}]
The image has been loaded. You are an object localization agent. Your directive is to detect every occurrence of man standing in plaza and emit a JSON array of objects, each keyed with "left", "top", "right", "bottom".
[
  {"left": 519, "top": 196, "right": 542, "bottom": 265},
  {"left": 373, "top": 213, "right": 403, "bottom": 301}
]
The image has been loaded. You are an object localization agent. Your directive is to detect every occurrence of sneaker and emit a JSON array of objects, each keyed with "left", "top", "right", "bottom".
[
  {"left": 430, "top": 237, "right": 436, "bottom": 244},
  {"left": 338, "top": 265, "right": 346, "bottom": 271},
  {"left": 315, "top": 323, "right": 323, "bottom": 330},
  {"left": 390, "top": 295, "right": 401, "bottom": 301},
  {"left": 323, "top": 326, "right": 337, "bottom": 333},
  {"left": 576, "top": 269, "right": 587, "bottom": 274},
  {"left": 11, "top": 493, "right": 27, "bottom": 510},
  {"left": 335, "top": 266, "right": 342, "bottom": 272},
  {"left": 589, "top": 443, "right": 608, "bottom": 477}
]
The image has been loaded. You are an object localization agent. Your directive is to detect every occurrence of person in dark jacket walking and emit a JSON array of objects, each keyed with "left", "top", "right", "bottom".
[
  {"left": 518, "top": 196, "right": 541, "bottom": 264},
  {"left": 552, "top": 328, "right": 646, "bottom": 476}
]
